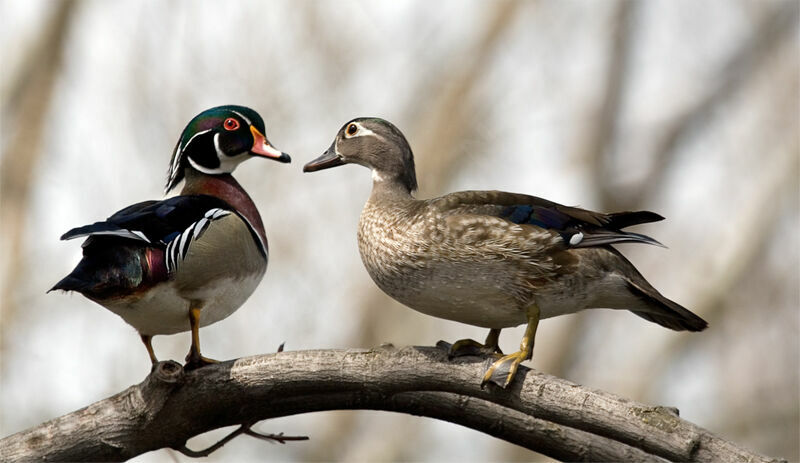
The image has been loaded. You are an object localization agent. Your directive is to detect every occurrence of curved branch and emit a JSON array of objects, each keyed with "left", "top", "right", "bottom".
[{"left": 0, "top": 345, "right": 781, "bottom": 462}]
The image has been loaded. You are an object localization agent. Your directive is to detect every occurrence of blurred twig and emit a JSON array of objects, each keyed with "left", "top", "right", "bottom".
[
  {"left": 637, "top": 112, "right": 799, "bottom": 400},
  {"left": 0, "top": 346, "right": 781, "bottom": 463},
  {"left": 613, "top": 0, "right": 799, "bottom": 209}
]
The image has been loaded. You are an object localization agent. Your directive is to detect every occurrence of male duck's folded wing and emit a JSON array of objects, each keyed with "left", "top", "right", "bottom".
[
  {"left": 432, "top": 190, "right": 666, "bottom": 248},
  {"left": 60, "top": 195, "right": 234, "bottom": 246}
]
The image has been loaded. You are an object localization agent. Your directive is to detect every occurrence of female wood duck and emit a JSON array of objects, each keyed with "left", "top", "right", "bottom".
[
  {"left": 304, "top": 117, "right": 707, "bottom": 388},
  {"left": 52, "top": 105, "right": 290, "bottom": 369}
]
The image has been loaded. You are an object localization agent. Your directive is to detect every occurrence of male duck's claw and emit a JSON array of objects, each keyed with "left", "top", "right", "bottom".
[
  {"left": 481, "top": 350, "right": 528, "bottom": 388},
  {"left": 184, "top": 352, "right": 219, "bottom": 371},
  {"left": 449, "top": 338, "right": 503, "bottom": 359}
]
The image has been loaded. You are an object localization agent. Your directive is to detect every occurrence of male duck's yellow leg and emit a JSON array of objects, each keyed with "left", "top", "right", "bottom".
[
  {"left": 184, "top": 306, "right": 219, "bottom": 370},
  {"left": 449, "top": 328, "right": 504, "bottom": 358},
  {"left": 140, "top": 334, "right": 158, "bottom": 365},
  {"left": 481, "top": 304, "right": 540, "bottom": 388}
]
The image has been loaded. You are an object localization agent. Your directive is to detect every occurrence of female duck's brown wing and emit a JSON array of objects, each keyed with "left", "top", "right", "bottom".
[{"left": 431, "top": 190, "right": 665, "bottom": 249}]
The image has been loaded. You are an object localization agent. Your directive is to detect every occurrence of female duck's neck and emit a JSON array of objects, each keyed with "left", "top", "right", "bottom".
[
  {"left": 370, "top": 171, "right": 415, "bottom": 201},
  {"left": 180, "top": 169, "right": 266, "bottom": 243}
]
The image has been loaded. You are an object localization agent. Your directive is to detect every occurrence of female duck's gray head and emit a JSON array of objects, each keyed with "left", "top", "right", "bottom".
[
  {"left": 303, "top": 117, "right": 418, "bottom": 192},
  {"left": 165, "top": 105, "right": 291, "bottom": 193}
]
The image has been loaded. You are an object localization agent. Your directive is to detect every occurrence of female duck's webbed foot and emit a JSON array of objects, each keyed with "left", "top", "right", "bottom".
[
  {"left": 481, "top": 305, "right": 540, "bottom": 388},
  {"left": 448, "top": 328, "right": 503, "bottom": 359},
  {"left": 184, "top": 306, "right": 220, "bottom": 371}
]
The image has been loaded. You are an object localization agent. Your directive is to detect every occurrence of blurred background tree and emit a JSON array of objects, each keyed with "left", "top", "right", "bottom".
[{"left": 1, "top": 0, "right": 797, "bottom": 461}]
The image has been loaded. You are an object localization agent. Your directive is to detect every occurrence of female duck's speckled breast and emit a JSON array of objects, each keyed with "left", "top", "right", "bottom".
[{"left": 357, "top": 198, "right": 530, "bottom": 328}]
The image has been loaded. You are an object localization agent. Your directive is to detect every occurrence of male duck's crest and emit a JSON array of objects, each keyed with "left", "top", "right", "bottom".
[
  {"left": 304, "top": 117, "right": 417, "bottom": 192},
  {"left": 166, "top": 105, "right": 291, "bottom": 193}
]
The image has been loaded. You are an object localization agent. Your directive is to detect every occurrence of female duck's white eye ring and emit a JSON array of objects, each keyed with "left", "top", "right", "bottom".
[{"left": 346, "top": 123, "right": 358, "bottom": 136}]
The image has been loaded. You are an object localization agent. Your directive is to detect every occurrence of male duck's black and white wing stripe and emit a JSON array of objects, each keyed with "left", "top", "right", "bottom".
[
  {"left": 164, "top": 207, "right": 231, "bottom": 273},
  {"left": 60, "top": 195, "right": 267, "bottom": 274}
]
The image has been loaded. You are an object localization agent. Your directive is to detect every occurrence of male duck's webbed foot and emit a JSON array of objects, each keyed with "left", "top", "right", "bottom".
[
  {"left": 184, "top": 349, "right": 219, "bottom": 370},
  {"left": 448, "top": 328, "right": 503, "bottom": 359},
  {"left": 481, "top": 305, "right": 540, "bottom": 389},
  {"left": 183, "top": 306, "right": 219, "bottom": 371}
]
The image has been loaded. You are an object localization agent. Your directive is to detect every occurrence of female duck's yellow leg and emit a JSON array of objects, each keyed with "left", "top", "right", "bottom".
[
  {"left": 449, "top": 328, "right": 504, "bottom": 358},
  {"left": 481, "top": 304, "right": 540, "bottom": 388},
  {"left": 184, "top": 306, "right": 219, "bottom": 370},
  {"left": 140, "top": 334, "right": 158, "bottom": 365}
]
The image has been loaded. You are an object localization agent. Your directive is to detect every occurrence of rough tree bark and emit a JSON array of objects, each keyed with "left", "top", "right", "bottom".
[{"left": 0, "top": 345, "right": 784, "bottom": 462}]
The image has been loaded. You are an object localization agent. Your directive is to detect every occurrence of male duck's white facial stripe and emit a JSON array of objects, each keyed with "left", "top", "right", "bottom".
[
  {"left": 168, "top": 128, "right": 213, "bottom": 188},
  {"left": 186, "top": 132, "right": 249, "bottom": 174},
  {"left": 188, "top": 153, "right": 248, "bottom": 175},
  {"left": 230, "top": 110, "right": 251, "bottom": 125},
  {"left": 213, "top": 132, "right": 225, "bottom": 158}
]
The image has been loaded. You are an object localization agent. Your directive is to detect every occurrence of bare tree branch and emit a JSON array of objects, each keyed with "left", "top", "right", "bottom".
[{"left": 0, "top": 345, "right": 781, "bottom": 462}]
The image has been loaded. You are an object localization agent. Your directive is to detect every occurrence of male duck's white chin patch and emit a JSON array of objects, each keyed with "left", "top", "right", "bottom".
[{"left": 188, "top": 152, "right": 248, "bottom": 175}]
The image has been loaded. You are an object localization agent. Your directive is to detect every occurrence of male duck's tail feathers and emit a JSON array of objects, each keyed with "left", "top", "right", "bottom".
[
  {"left": 627, "top": 281, "right": 708, "bottom": 332},
  {"left": 49, "top": 238, "right": 151, "bottom": 299}
]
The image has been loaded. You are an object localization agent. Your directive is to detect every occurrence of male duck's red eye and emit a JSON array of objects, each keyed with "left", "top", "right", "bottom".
[{"left": 223, "top": 118, "right": 240, "bottom": 131}]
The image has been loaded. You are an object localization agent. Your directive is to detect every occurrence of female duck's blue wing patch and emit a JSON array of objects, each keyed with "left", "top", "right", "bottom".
[
  {"left": 438, "top": 190, "right": 666, "bottom": 249},
  {"left": 497, "top": 201, "right": 665, "bottom": 248}
]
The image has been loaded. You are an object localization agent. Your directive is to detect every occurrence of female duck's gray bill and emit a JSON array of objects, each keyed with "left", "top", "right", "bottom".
[{"left": 303, "top": 145, "right": 344, "bottom": 172}]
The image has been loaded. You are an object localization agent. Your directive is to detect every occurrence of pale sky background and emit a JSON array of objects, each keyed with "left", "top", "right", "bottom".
[{"left": 1, "top": 0, "right": 798, "bottom": 461}]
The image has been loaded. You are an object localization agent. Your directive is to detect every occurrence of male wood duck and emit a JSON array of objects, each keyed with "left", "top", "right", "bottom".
[
  {"left": 304, "top": 117, "right": 707, "bottom": 388},
  {"left": 51, "top": 105, "right": 290, "bottom": 369}
]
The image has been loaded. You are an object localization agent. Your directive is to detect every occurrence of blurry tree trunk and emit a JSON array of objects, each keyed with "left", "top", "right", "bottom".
[
  {"left": 0, "top": 346, "right": 783, "bottom": 463},
  {"left": 0, "top": 1, "right": 76, "bottom": 338}
]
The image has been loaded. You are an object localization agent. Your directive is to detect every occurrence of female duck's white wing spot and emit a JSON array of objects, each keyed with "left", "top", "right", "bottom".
[{"left": 569, "top": 232, "right": 584, "bottom": 246}]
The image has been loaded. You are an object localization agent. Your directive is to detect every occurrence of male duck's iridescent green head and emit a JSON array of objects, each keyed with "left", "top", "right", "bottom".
[
  {"left": 303, "top": 117, "right": 418, "bottom": 192},
  {"left": 165, "top": 105, "right": 291, "bottom": 193}
]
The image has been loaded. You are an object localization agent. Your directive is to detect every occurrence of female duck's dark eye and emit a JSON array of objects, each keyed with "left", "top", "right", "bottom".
[
  {"left": 223, "top": 118, "right": 240, "bottom": 131},
  {"left": 346, "top": 123, "right": 358, "bottom": 136}
]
